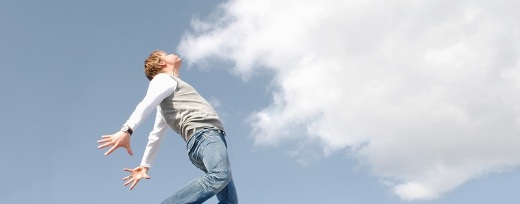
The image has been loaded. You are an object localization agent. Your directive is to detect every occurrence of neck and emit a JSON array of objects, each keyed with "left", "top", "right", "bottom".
[
  {"left": 172, "top": 69, "right": 180, "bottom": 78},
  {"left": 164, "top": 66, "right": 180, "bottom": 78}
]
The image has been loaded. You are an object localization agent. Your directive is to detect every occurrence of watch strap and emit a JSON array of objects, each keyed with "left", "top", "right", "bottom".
[{"left": 121, "top": 125, "right": 133, "bottom": 135}]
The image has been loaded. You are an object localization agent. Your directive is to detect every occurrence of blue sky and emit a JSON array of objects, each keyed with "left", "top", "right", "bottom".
[{"left": 1, "top": 0, "right": 520, "bottom": 203}]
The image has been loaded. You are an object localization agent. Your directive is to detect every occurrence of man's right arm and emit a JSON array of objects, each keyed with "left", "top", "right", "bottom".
[
  {"left": 98, "top": 73, "right": 176, "bottom": 156},
  {"left": 140, "top": 107, "right": 169, "bottom": 168},
  {"left": 123, "top": 73, "right": 177, "bottom": 132}
]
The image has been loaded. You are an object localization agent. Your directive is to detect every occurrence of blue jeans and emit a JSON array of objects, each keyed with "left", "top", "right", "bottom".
[{"left": 161, "top": 128, "right": 238, "bottom": 204}]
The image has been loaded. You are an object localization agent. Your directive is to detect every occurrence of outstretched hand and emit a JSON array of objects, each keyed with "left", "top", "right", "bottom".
[
  {"left": 97, "top": 131, "right": 133, "bottom": 156},
  {"left": 123, "top": 166, "right": 150, "bottom": 190}
]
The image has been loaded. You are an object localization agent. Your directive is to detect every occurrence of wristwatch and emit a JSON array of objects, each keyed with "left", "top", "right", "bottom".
[{"left": 120, "top": 125, "right": 133, "bottom": 135}]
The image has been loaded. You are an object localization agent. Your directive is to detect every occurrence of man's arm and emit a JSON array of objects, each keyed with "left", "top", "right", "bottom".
[
  {"left": 122, "top": 73, "right": 178, "bottom": 131},
  {"left": 120, "top": 108, "right": 168, "bottom": 190},
  {"left": 140, "top": 107, "right": 169, "bottom": 168},
  {"left": 97, "top": 73, "right": 177, "bottom": 156}
]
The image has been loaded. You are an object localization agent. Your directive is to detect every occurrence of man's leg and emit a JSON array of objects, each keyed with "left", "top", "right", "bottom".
[
  {"left": 216, "top": 178, "right": 238, "bottom": 204},
  {"left": 162, "top": 129, "right": 236, "bottom": 204}
]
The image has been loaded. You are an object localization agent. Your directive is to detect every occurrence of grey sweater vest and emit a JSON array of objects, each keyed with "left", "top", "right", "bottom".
[{"left": 160, "top": 75, "right": 224, "bottom": 142}]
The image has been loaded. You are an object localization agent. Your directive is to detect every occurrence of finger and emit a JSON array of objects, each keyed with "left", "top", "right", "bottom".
[
  {"left": 97, "top": 144, "right": 111, "bottom": 149},
  {"left": 123, "top": 175, "right": 132, "bottom": 181},
  {"left": 123, "top": 168, "right": 133, "bottom": 172},
  {"left": 129, "top": 179, "right": 140, "bottom": 190},
  {"left": 124, "top": 179, "right": 134, "bottom": 186},
  {"left": 97, "top": 138, "right": 112, "bottom": 143},
  {"left": 143, "top": 172, "right": 150, "bottom": 179},
  {"left": 98, "top": 135, "right": 112, "bottom": 141},
  {"left": 126, "top": 147, "right": 133, "bottom": 156},
  {"left": 104, "top": 145, "right": 118, "bottom": 156},
  {"left": 97, "top": 142, "right": 114, "bottom": 149}
]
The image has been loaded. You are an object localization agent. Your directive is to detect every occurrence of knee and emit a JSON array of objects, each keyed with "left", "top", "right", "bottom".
[
  {"left": 216, "top": 169, "right": 232, "bottom": 188},
  {"left": 219, "top": 171, "right": 232, "bottom": 185},
  {"left": 207, "top": 170, "right": 232, "bottom": 192}
]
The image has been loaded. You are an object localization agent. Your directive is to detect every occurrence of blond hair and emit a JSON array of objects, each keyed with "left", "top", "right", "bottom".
[{"left": 144, "top": 50, "right": 165, "bottom": 81}]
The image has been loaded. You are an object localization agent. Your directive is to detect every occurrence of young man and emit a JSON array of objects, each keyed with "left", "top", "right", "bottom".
[{"left": 97, "top": 50, "right": 238, "bottom": 204}]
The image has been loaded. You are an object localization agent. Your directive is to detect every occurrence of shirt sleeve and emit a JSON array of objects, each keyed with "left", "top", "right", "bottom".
[
  {"left": 140, "top": 106, "right": 169, "bottom": 168},
  {"left": 123, "top": 73, "right": 177, "bottom": 131}
]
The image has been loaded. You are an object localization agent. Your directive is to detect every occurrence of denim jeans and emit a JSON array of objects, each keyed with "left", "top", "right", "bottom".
[{"left": 161, "top": 128, "right": 238, "bottom": 204}]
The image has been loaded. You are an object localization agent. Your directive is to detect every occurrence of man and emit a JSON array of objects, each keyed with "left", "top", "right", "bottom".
[{"left": 97, "top": 50, "right": 238, "bottom": 204}]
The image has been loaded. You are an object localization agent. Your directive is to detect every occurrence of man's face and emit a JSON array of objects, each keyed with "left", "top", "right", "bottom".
[{"left": 160, "top": 52, "right": 182, "bottom": 69}]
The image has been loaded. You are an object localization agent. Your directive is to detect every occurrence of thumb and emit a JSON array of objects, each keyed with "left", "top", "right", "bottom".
[
  {"left": 142, "top": 171, "right": 151, "bottom": 179},
  {"left": 127, "top": 146, "right": 133, "bottom": 156}
]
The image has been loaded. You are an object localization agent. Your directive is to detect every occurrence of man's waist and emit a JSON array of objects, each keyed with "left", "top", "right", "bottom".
[{"left": 186, "top": 126, "right": 225, "bottom": 141}]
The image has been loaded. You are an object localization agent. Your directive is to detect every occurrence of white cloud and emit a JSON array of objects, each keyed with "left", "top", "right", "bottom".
[{"left": 178, "top": 0, "right": 520, "bottom": 200}]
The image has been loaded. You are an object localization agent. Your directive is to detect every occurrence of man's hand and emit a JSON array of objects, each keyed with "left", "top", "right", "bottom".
[
  {"left": 123, "top": 166, "right": 151, "bottom": 190},
  {"left": 97, "top": 131, "right": 133, "bottom": 156}
]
